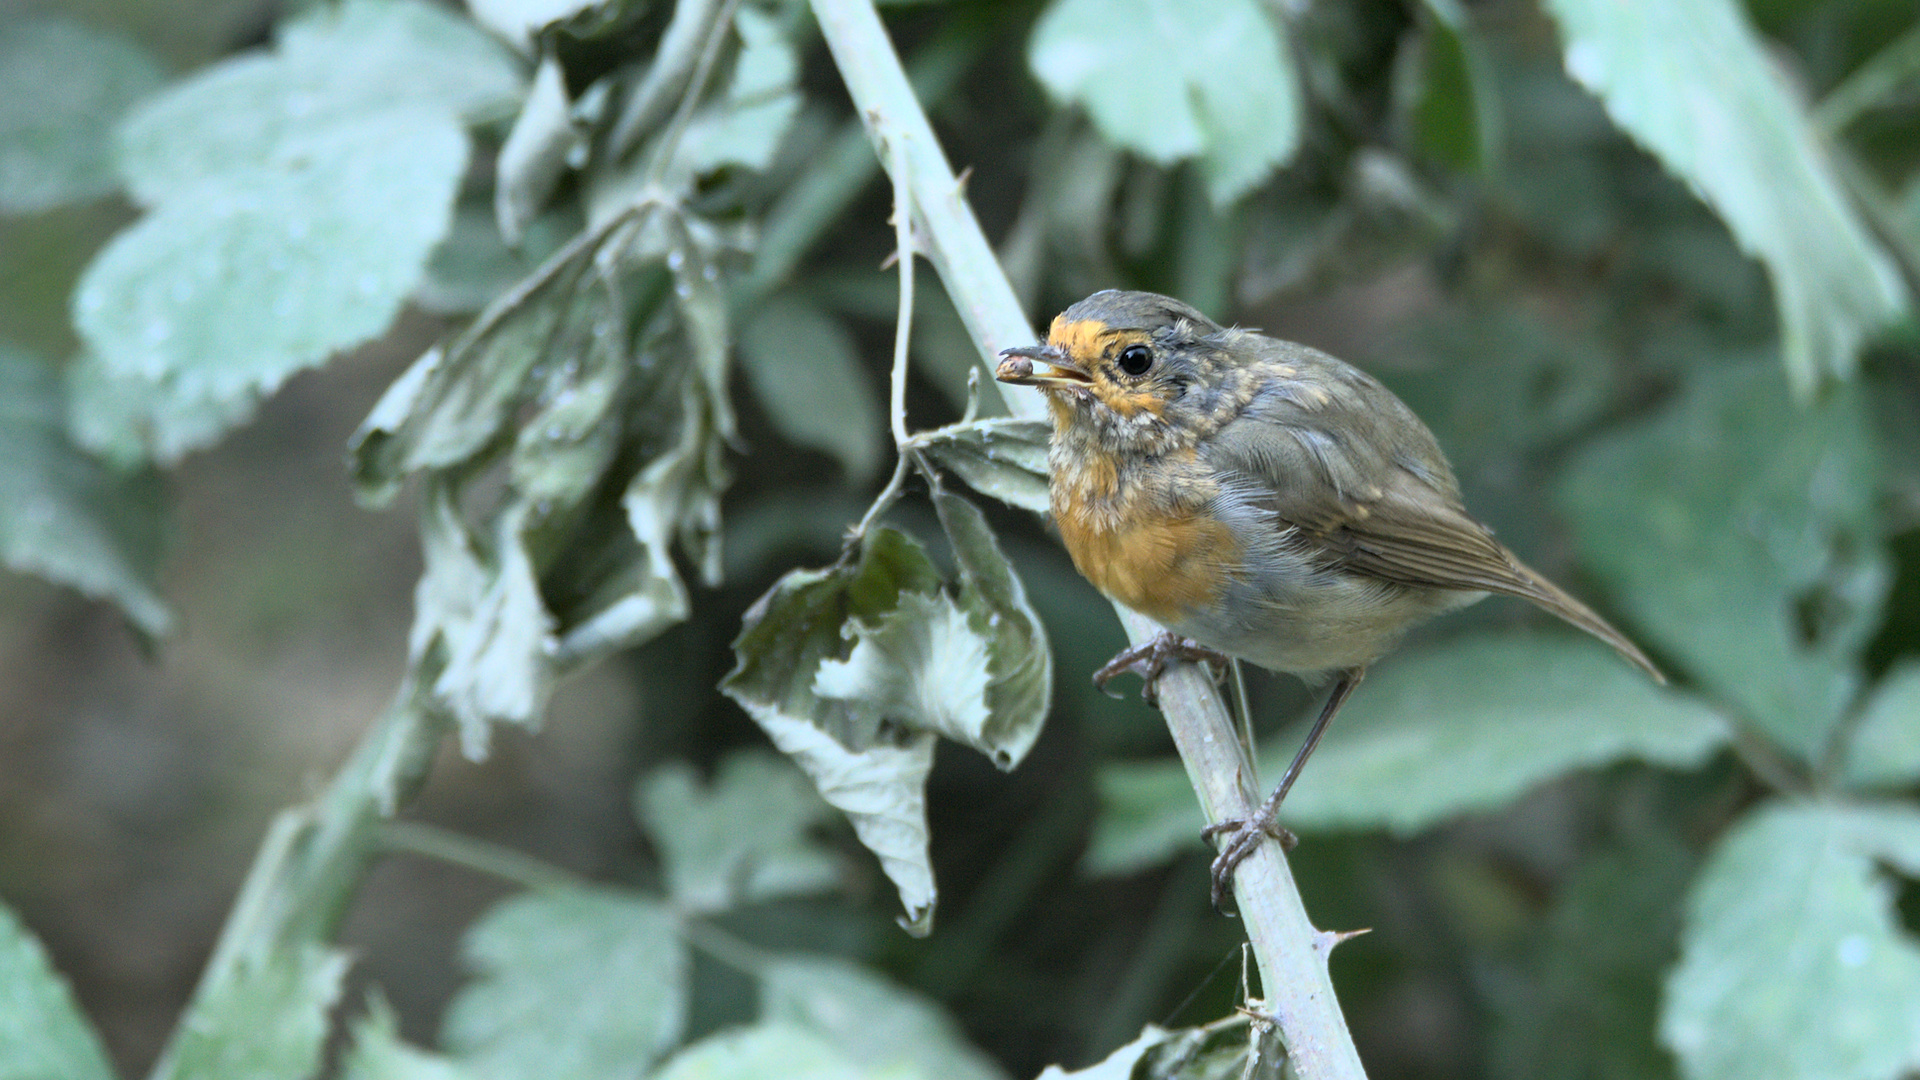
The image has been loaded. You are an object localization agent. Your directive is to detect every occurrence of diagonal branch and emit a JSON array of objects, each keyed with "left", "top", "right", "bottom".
[{"left": 806, "top": 1, "right": 1367, "bottom": 1076}]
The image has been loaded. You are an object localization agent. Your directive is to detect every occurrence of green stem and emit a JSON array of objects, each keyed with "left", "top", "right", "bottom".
[
  {"left": 806, "top": 2, "right": 1367, "bottom": 1076},
  {"left": 147, "top": 687, "right": 445, "bottom": 1080},
  {"left": 1815, "top": 21, "right": 1920, "bottom": 134},
  {"left": 380, "top": 821, "right": 587, "bottom": 893}
]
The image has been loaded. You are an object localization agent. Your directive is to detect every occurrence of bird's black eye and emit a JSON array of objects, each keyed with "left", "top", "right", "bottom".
[{"left": 1117, "top": 343, "right": 1153, "bottom": 376}]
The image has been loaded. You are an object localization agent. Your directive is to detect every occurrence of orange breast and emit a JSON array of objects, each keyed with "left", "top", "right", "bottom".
[{"left": 1054, "top": 505, "right": 1240, "bottom": 624}]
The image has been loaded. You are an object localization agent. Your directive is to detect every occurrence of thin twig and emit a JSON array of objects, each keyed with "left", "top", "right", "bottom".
[{"left": 886, "top": 132, "right": 917, "bottom": 447}]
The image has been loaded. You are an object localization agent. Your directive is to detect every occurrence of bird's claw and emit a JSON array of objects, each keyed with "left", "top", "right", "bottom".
[
  {"left": 1202, "top": 814, "right": 1298, "bottom": 914},
  {"left": 1091, "top": 633, "right": 1229, "bottom": 707}
]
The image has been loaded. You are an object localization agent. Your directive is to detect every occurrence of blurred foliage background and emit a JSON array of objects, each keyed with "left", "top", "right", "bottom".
[{"left": 3, "top": 0, "right": 1920, "bottom": 1077}]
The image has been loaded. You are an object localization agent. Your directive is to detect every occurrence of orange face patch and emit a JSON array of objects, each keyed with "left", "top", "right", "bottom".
[{"left": 1046, "top": 316, "right": 1111, "bottom": 365}]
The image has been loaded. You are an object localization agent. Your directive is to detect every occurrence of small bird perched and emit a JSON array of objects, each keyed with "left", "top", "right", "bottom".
[{"left": 997, "top": 289, "right": 1662, "bottom": 909}]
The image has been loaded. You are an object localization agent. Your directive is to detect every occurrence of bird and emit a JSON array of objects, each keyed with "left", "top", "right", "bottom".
[{"left": 996, "top": 289, "right": 1662, "bottom": 910}]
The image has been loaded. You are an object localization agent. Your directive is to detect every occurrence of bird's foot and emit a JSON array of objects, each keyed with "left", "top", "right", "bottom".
[
  {"left": 1092, "top": 633, "right": 1229, "bottom": 707},
  {"left": 1201, "top": 813, "right": 1298, "bottom": 914}
]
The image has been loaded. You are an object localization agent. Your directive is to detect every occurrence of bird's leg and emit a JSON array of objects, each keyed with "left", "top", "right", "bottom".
[
  {"left": 1203, "top": 667, "right": 1366, "bottom": 912},
  {"left": 1093, "top": 632, "right": 1230, "bottom": 707}
]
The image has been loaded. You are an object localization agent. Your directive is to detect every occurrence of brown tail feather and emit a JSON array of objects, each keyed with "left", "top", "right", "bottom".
[{"left": 1503, "top": 553, "right": 1665, "bottom": 684}]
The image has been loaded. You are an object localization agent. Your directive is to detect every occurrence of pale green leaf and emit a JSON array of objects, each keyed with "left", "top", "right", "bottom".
[
  {"left": 344, "top": 999, "right": 478, "bottom": 1080},
  {"left": 931, "top": 490, "right": 1052, "bottom": 769},
  {"left": 157, "top": 945, "right": 351, "bottom": 1080},
  {"left": 1661, "top": 802, "right": 1920, "bottom": 1080},
  {"left": 738, "top": 294, "right": 884, "bottom": 482},
  {"left": 912, "top": 418, "right": 1051, "bottom": 514},
  {"left": 1842, "top": 662, "right": 1920, "bottom": 792},
  {"left": 722, "top": 528, "right": 947, "bottom": 933},
  {"left": 117, "top": 0, "right": 519, "bottom": 203},
  {"left": 1279, "top": 634, "right": 1726, "bottom": 835},
  {"left": 495, "top": 53, "right": 578, "bottom": 247},
  {"left": 651, "top": 1024, "right": 873, "bottom": 1080},
  {"left": 1544, "top": 0, "right": 1907, "bottom": 391},
  {"left": 0, "top": 344, "right": 169, "bottom": 635},
  {"left": 1028, "top": 0, "right": 1300, "bottom": 206},
  {"left": 65, "top": 348, "right": 260, "bottom": 468},
  {"left": 1560, "top": 361, "right": 1886, "bottom": 762},
  {"left": 1037, "top": 1021, "right": 1282, "bottom": 1080},
  {"left": 79, "top": 107, "right": 467, "bottom": 400},
  {"left": 466, "top": 0, "right": 615, "bottom": 53},
  {"left": 444, "top": 889, "right": 686, "bottom": 1080},
  {"left": 812, "top": 590, "right": 998, "bottom": 756},
  {"left": 760, "top": 955, "right": 1009, "bottom": 1080},
  {"left": 411, "top": 488, "right": 554, "bottom": 758},
  {"left": 416, "top": 197, "right": 579, "bottom": 316},
  {"left": 0, "top": 17, "right": 163, "bottom": 213},
  {"left": 0, "top": 903, "right": 115, "bottom": 1080},
  {"left": 667, "top": 4, "right": 800, "bottom": 177},
  {"left": 634, "top": 750, "right": 840, "bottom": 912}
]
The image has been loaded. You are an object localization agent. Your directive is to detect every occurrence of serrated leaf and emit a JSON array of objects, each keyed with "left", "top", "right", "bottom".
[
  {"left": 0, "top": 903, "right": 115, "bottom": 1080},
  {"left": 0, "top": 343, "right": 169, "bottom": 635},
  {"left": 444, "top": 889, "right": 687, "bottom": 1080},
  {"left": 1842, "top": 662, "right": 1920, "bottom": 792},
  {"left": 65, "top": 348, "right": 261, "bottom": 468},
  {"left": 1281, "top": 635, "right": 1726, "bottom": 834},
  {"left": 0, "top": 17, "right": 164, "bottom": 213},
  {"left": 1560, "top": 361, "right": 1886, "bottom": 762},
  {"left": 78, "top": 107, "right": 468, "bottom": 401},
  {"left": 912, "top": 418, "right": 1051, "bottom": 514},
  {"left": 1661, "top": 802, "right": 1920, "bottom": 1080},
  {"left": 722, "top": 528, "right": 946, "bottom": 933},
  {"left": 668, "top": 4, "right": 800, "bottom": 178},
  {"left": 495, "top": 53, "right": 578, "bottom": 247},
  {"left": 1544, "top": 0, "right": 1907, "bottom": 392},
  {"left": 651, "top": 1024, "right": 870, "bottom": 1080},
  {"left": 116, "top": 0, "right": 519, "bottom": 204},
  {"left": 344, "top": 998, "right": 478, "bottom": 1080},
  {"left": 760, "top": 955, "right": 1009, "bottom": 1080},
  {"left": 738, "top": 293, "right": 884, "bottom": 482},
  {"left": 634, "top": 750, "right": 840, "bottom": 912},
  {"left": 156, "top": 945, "right": 352, "bottom": 1080},
  {"left": 1028, "top": 0, "right": 1300, "bottom": 206}
]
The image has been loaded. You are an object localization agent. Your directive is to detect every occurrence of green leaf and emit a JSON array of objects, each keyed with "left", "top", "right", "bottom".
[
  {"left": 676, "top": 4, "right": 800, "bottom": 176},
  {"left": 65, "top": 347, "right": 260, "bottom": 468},
  {"left": 0, "top": 17, "right": 164, "bottom": 213},
  {"left": 78, "top": 107, "right": 468, "bottom": 401},
  {"left": 495, "top": 53, "right": 578, "bottom": 247},
  {"left": 1842, "top": 662, "right": 1920, "bottom": 792},
  {"left": 1543, "top": 0, "right": 1908, "bottom": 392},
  {"left": 411, "top": 488, "right": 554, "bottom": 758},
  {"left": 738, "top": 293, "right": 884, "bottom": 482},
  {"left": 651, "top": 1024, "right": 871, "bottom": 1080},
  {"left": 343, "top": 998, "right": 478, "bottom": 1080},
  {"left": 634, "top": 750, "right": 841, "bottom": 912},
  {"left": 0, "top": 903, "right": 115, "bottom": 1080},
  {"left": 0, "top": 344, "right": 169, "bottom": 635},
  {"left": 444, "top": 889, "right": 687, "bottom": 1080},
  {"left": 760, "top": 955, "right": 1009, "bottom": 1080},
  {"left": 116, "top": 0, "right": 519, "bottom": 204},
  {"left": 721, "top": 528, "right": 946, "bottom": 933},
  {"left": 1560, "top": 361, "right": 1887, "bottom": 762},
  {"left": 467, "top": 0, "right": 618, "bottom": 54},
  {"left": 157, "top": 945, "right": 352, "bottom": 1080},
  {"left": 1277, "top": 634, "right": 1725, "bottom": 834},
  {"left": 1027, "top": 0, "right": 1300, "bottom": 206},
  {"left": 1661, "top": 801, "right": 1920, "bottom": 1080},
  {"left": 416, "top": 197, "right": 579, "bottom": 316},
  {"left": 929, "top": 490, "right": 1052, "bottom": 767},
  {"left": 1402, "top": 1, "right": 1501, "bottom": 172},
  {"left": 911, "top": 418, "right": 1051, "bottom": 514}
]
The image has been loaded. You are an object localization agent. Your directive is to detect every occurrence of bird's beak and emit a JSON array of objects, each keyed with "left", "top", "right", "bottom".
[{"left": 996, "top": 344, "right": 1092, "bottom": 389}]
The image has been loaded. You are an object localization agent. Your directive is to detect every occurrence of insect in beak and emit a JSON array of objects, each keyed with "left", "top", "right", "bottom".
[{"left": 996, "top": 344, "right": 1092, "bottom": 389}]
